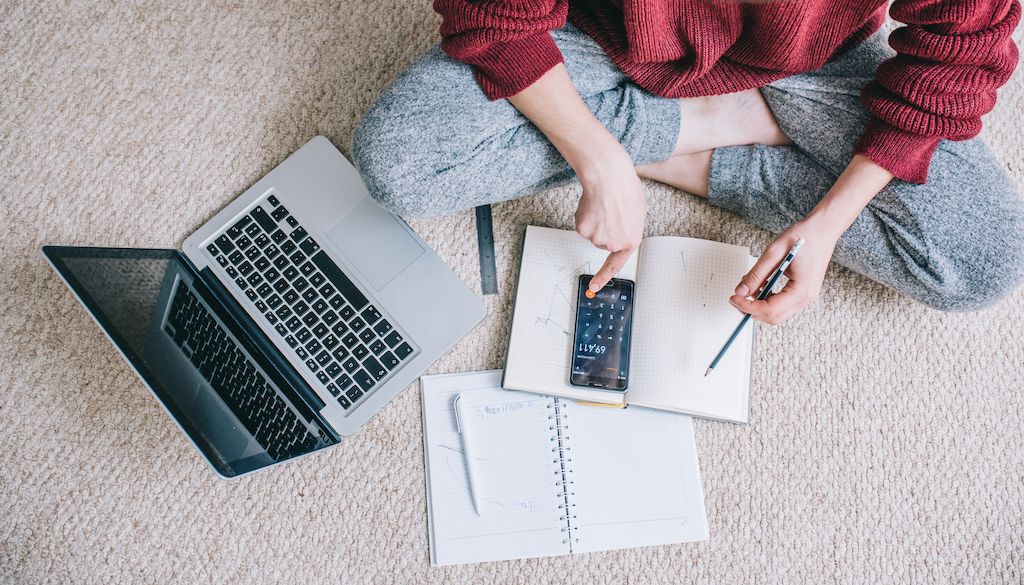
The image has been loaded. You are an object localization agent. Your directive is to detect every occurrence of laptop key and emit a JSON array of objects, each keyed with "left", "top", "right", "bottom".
[
  {"left": 271, "top": 229, "right": 286, "bottom": 244},
  {"left": 296, "top": 328, "right": 312, "bottom": 343},
  {"left": 275, "top": 304, "right": 293, "bottom": 320},
  {"left": 244, "top": 288, "right": 257, "bottom": 301},
  {"left": 373, "top": 319, "right": 392, "bottom": 336},
  {"left": 255, "top": 234, "right": 270, "bottom": 248},
  {"left": 215, "top": 235, "right": 235, "bottom": 254},
  {"left": 309, "top": 272, "right": 326, "bottom": 287},
  {"left": 296, "top": 347, "right": 309, "bottom": 359},
  {"left": 236, "top": 235, "right": 252, "bottom": 250},
  {"left": 363, "top": 356, "right": 387, "bottom": 381},
  {"left": 353, "top": 370, "right": 374, "bottom": 392},
  {"left": 286, "top": 216, "right": 299, "bottom": 228},
  {"left": 226, "top": 266, "right": 238, "bottom": 278},
  {"left": 299, "top": 238, "right": 319, "bottom": 256},
  {"left": 275, "top": 323, "right": 287, "bottom": 336},
  {"left": 286, "top": 316, "right": 302, "bottom": 332},
  {"left": 322, "top": 310, "right": 339, "bottom": 326},
  {"left": 294, "top": 301, "right": 310, "bottom": 316},
  {"left": 380, "top": 351, "right": 399, "bottom": 370},
  {"left": 283, "top": 266, "right": 299, "bottom": 281},
  {"left": 302, "top": 312, "right": 318, "bottom": 327},
  {"left": 216, "top": 255, "right": 228, "bottom": 266},
  {"left": 350, "top": 317, "right": 366, "bottom": 333},
  {"left": 285, "top": 335, "right": 298, "bottom": 348},
  {"left": 268, "top": 194, "right": 280, "bottom": 207},
  {"left": 283, "top": 289, "right": 299, "bottom": 304},
  {"left": 337, "top": 394, "right": 352, "bottom": 409},
  {"left": 271, "top": 206, "right": 288, "bottom": 222},
  {"left": 247, "top": 272, "right": 263, "bottom": 287},
  {"left": 339, "top": 305, "right": 356, "bottom": 320},
  {"left": 328, "top": 294, "right": 344, "bottom": 309},
  {"left": 312, "top": 299, "right": 328, "bottom": 313},
  {"left": 312, "top": 323, "right": 328, "bottom": 338},
  {"left": 251, "top": 206, "right": 277, "bottom": 232},
  {"left": 359, "top": 328, "right": 375, "bottom": 344},
  {"left": 273, "top": 255, "right": 289, "bottom": 270},
  {"left": 245, "top": 223, "right": 261, "bottom": 238},
  {"left": 384, "top": 330, "right": 402, "bottom": 347},
  {"left": 303, "top": 288, "right": 318, "bottom": 303},
  {"left": 305, "top": 338, "right": 322, "bottom": 355},
  {"left": 325, "top": 362, "right": 342, "bottom": 378},
  {"left": 264, "top": 268, "right": 280, "bottom": 282},
  {"left": 281, "top": 240, "right": 296, "bottom": 254},
  {"left": 300, "top": 261, "right": 316, "bottom": 276},
  {"left": 316, "top": 371, "right": 330, "bottom": 385},
  {"left": 255, "top": 300, "right": 267, "bottom": 312},
  {"left": 332, "top": 346, "right": 349, "bottom": 361},
  {"left": 315, "top": 350, "right": 331, "bottom": 366},
  {"left": 311, "top": 251, "right": 368, "bottom": 310},
  {"left": 235, "top": 277, "right": 249, "bottom": 290},
  {"left": 395, "top": 342, "right": 413, "bottom": 359},
  {"left": 370, "top": 339, "right": 386, "bottom": 355},
  {"left": 289, "top": 250, "right": 306, "bottom": 265},
  {"left": 257, "top": 283, "right": 273, "bottom": 297},
  {"left": 323, "top": 334, "right": 339, "bottom": 349},
  {"left": 346, "top": 385, "right": 364, "bottom": 401},
  {"left": 228, "top": 250, "right": 244, "bottom": 264},
  {"left": 341, "top": 331, "right": 358, "bottom": 346},
  {"left": 342, "top": 357, "right": 360, "bottom": 373},
  {"left": 305, "top": 358, "right": 319, "bottom": 372},
  {"left": 352, "top": 344, "right": 369, "bottom": 360},
  {"left": 207, "top": 244, "right": 220, "bottom": 255},
  {"left": 289, "top": 226, "right": 308, "bottom": 242},
  {"left": 293, "top": 277, "right": 309, "bottom": 293},
  {"left": 361, "top": 305, "right": 381, "bottom": 325},
  {"left": 245, "top": 246, "right": 261, "bottom": 260},
  {"left": 238, "top": 261, "right": 254, "bottom": 276},
  {"left": 326, "top": 382, "right": 341, "bottom": 398}
]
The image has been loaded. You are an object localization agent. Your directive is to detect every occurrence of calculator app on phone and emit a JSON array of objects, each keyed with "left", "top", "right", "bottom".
[{"left": 570, "top": 275, "right": 635, "bottom": 391}]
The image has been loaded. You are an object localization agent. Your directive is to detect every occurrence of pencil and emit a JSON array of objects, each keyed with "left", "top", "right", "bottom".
[{"left": 705, "top": 236, "right": 805, "bottom": 376}]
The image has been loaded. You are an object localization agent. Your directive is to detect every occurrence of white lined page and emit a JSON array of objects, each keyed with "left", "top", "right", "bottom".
[
  {"left": 629, "top": 237, "right": 754, "bottom": 422},
  {"left": 421, "top": 371, "right": 567, "bottom": 566},
  {"left": 503, "top": 226, "right": 637, "bottom": 404},
  {"left": 562, "top": 400, "right": 709, "bottom": 552}
]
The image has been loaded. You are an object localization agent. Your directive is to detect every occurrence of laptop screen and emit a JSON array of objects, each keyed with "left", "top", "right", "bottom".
[{"left": 43, "top": 247, "right": 332, "bottom": 477}]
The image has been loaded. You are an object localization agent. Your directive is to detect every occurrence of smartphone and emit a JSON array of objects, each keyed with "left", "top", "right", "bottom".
[{"left": 570, "top": 274, "right": 635, "bottom": 391}]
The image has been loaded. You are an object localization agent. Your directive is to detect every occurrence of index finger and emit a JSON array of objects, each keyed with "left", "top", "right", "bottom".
[
  {"left": 589, "top": 249, "right": 634, "bottom": 292},
  {"left": 730, "top": 285, "right": 801, "bottom": 324}
]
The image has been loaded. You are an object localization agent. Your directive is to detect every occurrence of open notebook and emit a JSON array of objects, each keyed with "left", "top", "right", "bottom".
[
  {"left": 421, "top": 370, "right": 708, "bottom": 566},
  {"left": 503, "top": 226, "right": 756, "bottom": 423}
]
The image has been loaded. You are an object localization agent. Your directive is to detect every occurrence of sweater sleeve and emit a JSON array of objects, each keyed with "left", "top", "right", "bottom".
[
  {"left": 433, "top": 0, "right": 569, "bottom": 100},
  {"left": 855, "top": 0, "right": 1020, "bottom": 183}
]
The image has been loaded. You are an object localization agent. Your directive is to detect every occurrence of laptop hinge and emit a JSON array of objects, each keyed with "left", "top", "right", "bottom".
[{"left": 182, "top": 253, "right": 341, "bottom": 443}]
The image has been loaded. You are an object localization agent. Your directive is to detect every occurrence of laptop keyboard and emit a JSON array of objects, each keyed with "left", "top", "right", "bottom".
[
  {"left": 165, "top": 283, "right": 317, "bottom": 461},
  {"left": 205, "top": 193, "right": 416, "bottom": 410}
]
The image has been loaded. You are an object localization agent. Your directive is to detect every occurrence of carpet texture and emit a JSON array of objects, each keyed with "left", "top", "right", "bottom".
[{"left": 2, "top": 2, "right": 1023, "bottom": 583}]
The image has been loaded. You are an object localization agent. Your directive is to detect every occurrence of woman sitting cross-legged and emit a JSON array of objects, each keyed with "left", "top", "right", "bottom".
[{"left": 353, "top": 0, "right": 1024, "bottom": 324}]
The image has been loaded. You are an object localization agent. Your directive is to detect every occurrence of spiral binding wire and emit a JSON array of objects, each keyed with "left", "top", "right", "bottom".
[{"left": 547, "top": 400, "right": 578, "bottom": 547}]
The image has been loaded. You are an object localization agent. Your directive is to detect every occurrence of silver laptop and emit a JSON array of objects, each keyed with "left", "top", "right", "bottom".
[{"left": 43, "top": 136, "right": 485, "bottom": 477}]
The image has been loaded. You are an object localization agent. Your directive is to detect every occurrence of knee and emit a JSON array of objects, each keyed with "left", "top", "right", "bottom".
[
  {"left": 908, "top": 206, "right": 1024, "bottom": 313},
  {"left": 351, "top": 114, "right": 437, "bottom": 219}
]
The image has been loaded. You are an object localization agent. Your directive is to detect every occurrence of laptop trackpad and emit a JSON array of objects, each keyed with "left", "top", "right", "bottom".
[{"left": 323, "top": 199, "right": 425, "bottom": 290}]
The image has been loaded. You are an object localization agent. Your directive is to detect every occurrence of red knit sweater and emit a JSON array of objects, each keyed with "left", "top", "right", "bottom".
[{"left": 433, "top": 0, "right": 1020, "bottom": 184}]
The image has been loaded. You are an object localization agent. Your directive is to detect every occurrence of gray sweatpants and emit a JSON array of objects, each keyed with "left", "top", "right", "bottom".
[{"left": 352, "top": 25, "right": 1024, "bottom": 311}]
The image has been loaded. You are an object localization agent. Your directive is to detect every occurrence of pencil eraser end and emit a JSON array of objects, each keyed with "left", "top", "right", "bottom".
[{"left": 584, "top": 289, "right": 596, "bottom": 299}]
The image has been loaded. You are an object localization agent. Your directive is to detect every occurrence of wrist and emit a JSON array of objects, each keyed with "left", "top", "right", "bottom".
[{"left": 570, "top": 137, "right": 632, "bottom": 188}]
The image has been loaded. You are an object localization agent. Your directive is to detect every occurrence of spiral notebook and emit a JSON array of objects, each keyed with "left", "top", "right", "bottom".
[
  {"left": 421, "top": 370, "right": 709, "bottom": 566},
  {"left": 503, "top": 226, "right": 756, "bottom": 423}
]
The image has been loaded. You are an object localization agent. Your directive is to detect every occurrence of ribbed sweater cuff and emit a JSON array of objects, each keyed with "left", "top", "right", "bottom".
[
  {"left": 854, "top": 118, "right": 942, "bottom": 184},
  {"left": 469, "top": 32, "right": 564, "bottom": 100}
]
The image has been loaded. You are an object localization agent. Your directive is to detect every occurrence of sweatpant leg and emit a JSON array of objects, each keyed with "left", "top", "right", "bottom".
[
  {"left": 351, "top": 25, "right": 681, "bottom": 218},
  {"left": 708, "top": 31, "right": 1024, "bottom": 311}
]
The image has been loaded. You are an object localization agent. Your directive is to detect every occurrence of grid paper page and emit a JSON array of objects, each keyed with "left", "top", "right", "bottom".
[
  {"left": 503, "top": 226, "right": 637, "bottom": 404},
  {"left": 562, "top": 400, "right": 709, "bottom": 553},
  {"left": 629, "top": 237, "right": 754, "bottom": 422},
  {"left": 421, "top": 371, "right": 568, "bottom": 566}
]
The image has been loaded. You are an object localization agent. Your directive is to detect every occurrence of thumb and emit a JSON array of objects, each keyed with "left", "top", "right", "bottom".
[
  {"left": 590, "top": 249, "right": 633, "bottom": 292},
  {"left": 736, "top": 243, "right": 786, "bottom": 298}
]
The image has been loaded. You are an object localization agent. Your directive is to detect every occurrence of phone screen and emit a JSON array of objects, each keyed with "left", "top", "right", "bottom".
[{"left": 570, "top": 275, "right": 635, "bottom": 391}]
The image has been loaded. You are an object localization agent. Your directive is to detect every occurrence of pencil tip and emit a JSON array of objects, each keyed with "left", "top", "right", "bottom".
[{"left": 704, "top": 367, "right": 711, "bottom": 377}]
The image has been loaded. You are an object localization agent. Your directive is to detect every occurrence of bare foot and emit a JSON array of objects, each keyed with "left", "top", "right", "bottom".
[
  {"left": 673, "top": 89, "right": 792, "bottom": 155},
  {"left": 636, "top": 150, "right": 713, "bottom": 197}
]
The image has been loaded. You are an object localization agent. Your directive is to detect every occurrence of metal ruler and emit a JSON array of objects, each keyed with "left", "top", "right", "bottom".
[{"left": 474, "top": 205, "right": 498, "bottom": 295}]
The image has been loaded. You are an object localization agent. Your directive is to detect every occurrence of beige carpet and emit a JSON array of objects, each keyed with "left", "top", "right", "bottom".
[{"left": 2, "top": 1, "right": 1023, "bottom": 583}]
